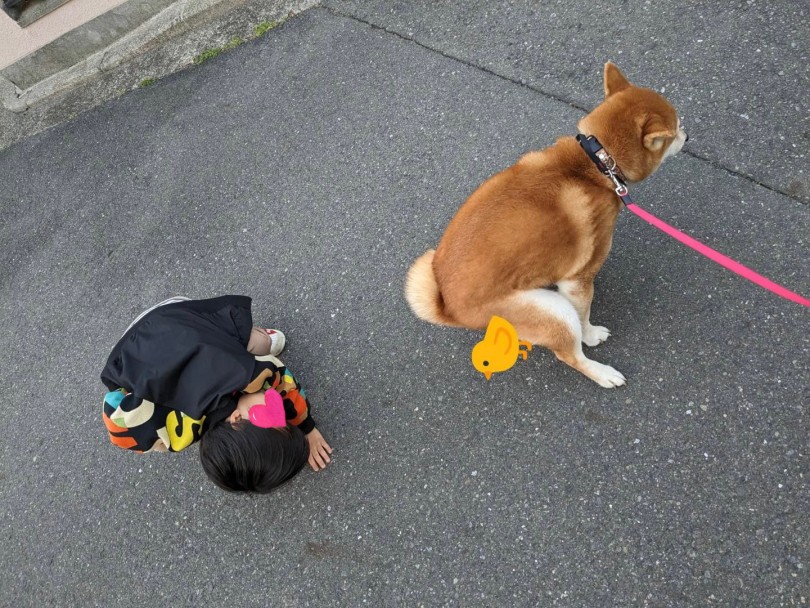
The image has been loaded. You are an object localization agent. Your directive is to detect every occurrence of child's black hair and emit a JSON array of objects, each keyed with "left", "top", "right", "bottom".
[{"left": 199, "top": 421, "right": 309, "bottom": 493}]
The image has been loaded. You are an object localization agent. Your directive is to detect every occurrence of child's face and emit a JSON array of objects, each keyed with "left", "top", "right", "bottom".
[{"left": 227, "top": 392, "right": 265, "bottom": 424}]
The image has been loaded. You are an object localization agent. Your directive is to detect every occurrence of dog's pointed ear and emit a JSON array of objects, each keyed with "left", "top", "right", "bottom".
[
  {"left": 642, "top": 115, "right": 675, "bottom": 151},
  {"left": 604, "top": 62, "right": 632, "bottom": 98}
]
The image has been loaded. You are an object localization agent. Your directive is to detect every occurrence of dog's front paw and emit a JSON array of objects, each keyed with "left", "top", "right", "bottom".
[
  {"left": 583, "top": 324, "right": 610, "bottom": 347},
  {"left": 585, "top": 361, "right": 626, "bottom": 388}
]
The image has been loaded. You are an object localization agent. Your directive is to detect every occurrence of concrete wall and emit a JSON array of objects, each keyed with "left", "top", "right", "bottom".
[{"left": 0, "top": 0, "right": 128, "bottom": 70}]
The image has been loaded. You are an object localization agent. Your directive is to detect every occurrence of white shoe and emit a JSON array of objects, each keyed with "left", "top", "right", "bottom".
[{"left": 261, "top": 328, "right": 286, "bottom": 356}]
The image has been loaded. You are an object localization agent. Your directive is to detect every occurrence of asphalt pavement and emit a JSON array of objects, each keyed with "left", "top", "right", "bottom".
[{"left": 0, "top": 2, "right": 807, "bottom": 607}]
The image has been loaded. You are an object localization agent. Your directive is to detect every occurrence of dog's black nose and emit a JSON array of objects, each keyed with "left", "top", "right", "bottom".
[{"left": 685, "top": 132, "right": 689, "bottom": 142}]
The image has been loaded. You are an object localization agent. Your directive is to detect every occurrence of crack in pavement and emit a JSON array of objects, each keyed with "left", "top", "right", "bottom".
[{"left": 326, "top": 5, "right": 808, "bottom": 208}]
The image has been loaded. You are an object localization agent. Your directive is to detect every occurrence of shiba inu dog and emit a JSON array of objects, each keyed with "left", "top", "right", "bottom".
[{"left": 405, "top": 63, "right": 686, "bottom": 387}]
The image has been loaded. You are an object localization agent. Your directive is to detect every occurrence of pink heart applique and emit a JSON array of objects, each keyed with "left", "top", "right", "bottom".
[{"left": 248, "top": 390, "right": 286, "bottom": 428}]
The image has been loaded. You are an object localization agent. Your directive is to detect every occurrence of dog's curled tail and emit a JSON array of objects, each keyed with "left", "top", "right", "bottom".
[{"left": 404, "top": 250, "right": 459, "bottom": 327}]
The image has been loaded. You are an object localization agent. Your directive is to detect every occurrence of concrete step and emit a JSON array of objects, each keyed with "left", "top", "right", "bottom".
[
  {"left": 2, "top": 0, "right": 175, "bottom": 91},
  {"left": 9, "top": 0, "right": 73, "bottom": 28},
  {"left": 0, "top": 0, "right": 314, "bottom": 114}
]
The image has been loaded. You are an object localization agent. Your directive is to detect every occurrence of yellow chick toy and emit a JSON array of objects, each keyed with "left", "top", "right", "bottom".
[{"left": 471, "top": 316, "right": 533, "bottom": 380}]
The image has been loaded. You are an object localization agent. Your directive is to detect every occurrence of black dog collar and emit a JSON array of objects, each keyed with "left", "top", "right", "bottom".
[{"left": 576, "top": 134, "right": 633, "bottom": 203}]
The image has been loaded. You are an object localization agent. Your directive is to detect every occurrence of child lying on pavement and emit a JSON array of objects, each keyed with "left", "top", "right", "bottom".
[{"left": 101, "top": 295, "right": 332, "bottom": 492}]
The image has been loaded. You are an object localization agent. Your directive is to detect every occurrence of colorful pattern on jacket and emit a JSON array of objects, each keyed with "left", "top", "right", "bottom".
[{"left": 103, "top": 355, "right": 314, "bottom": 453}]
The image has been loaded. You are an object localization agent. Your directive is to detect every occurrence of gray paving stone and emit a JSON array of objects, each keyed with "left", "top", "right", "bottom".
[{"left": 325, "top": 0, "right": 810, "bottom": 203}]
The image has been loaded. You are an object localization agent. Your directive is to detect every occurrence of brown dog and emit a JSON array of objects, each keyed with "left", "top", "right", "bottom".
[{"left": 405, "top": 63, "right": 686, "bottom": 387}]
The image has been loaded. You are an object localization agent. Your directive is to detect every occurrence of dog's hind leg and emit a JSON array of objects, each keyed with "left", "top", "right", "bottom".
[
  {"left": 557, "top": 278, "right": 610, "bottom": 347},
  {"left": 500, "top": 289, "right": 626, "bottom": 388}
]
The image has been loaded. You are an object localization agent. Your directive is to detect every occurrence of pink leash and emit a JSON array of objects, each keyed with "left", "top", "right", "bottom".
[
  {"left": 575, "top": 134, "right": 809, "bottom": 308},
  {"left": 625, "top": 203, "right": 810, "bottom": 307}
]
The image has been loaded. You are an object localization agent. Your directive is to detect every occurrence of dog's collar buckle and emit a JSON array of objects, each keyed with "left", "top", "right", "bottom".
[
  {"left": 576, "top": 134, "right": 632, "bottom": 204},
  {"left": 595, "top": 148, "right": 617, "bottom": 173}
]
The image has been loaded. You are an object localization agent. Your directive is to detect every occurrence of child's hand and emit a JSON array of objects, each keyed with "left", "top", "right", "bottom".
[{"left": 306, "top": 428, "right": 332, "bottom": 471}]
